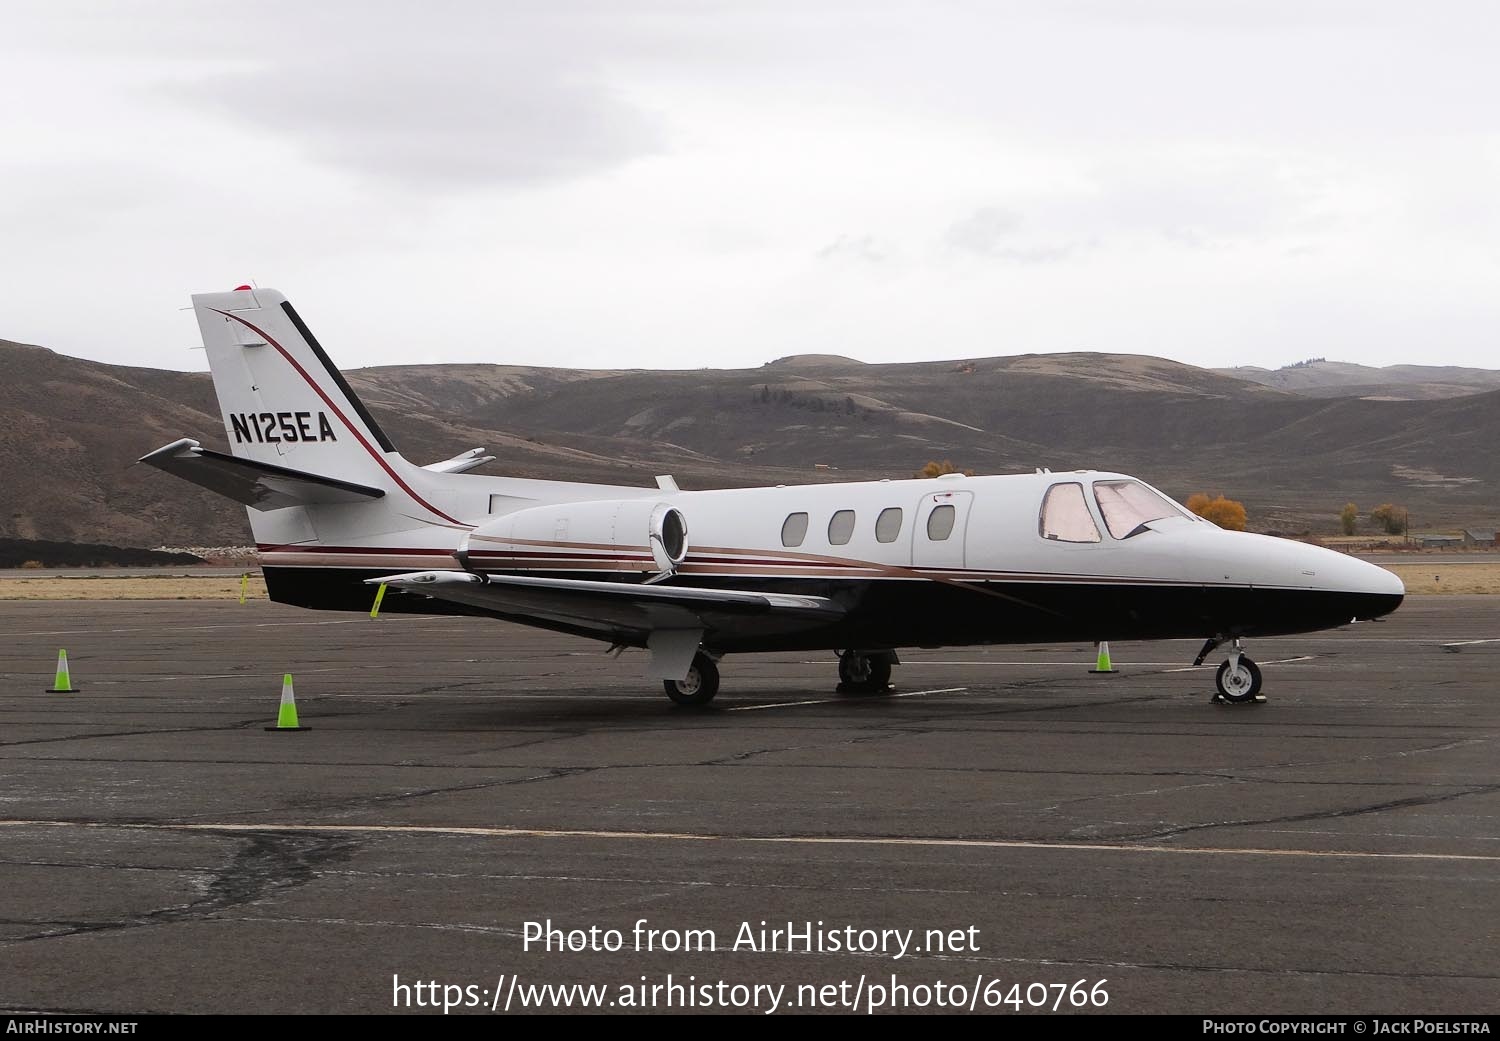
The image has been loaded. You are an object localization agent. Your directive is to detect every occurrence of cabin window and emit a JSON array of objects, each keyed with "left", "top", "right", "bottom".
[
  {"left": 926, "top": 504, "right": 956, "bottom": 541},
  {"left": 875, "top": 507, "right": 904, "bottom": 543},
  {"left": 781, "top": 512, "right": 809, "bottom": 547},
  {"left": 1093, "top": 480, "right": 1186, "bottom": 540},
  {"left": 1039, "top": 482, "right": 1101, "bottom": 543},
  {"left": 828, "top": 510, "right": 856, "bottom": 545}
]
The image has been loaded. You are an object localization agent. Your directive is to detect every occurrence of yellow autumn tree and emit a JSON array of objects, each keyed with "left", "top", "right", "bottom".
[
  {"left": 1370, "top": 503, "right": 1406, "bottom": 536},
  {"left": 1186, "top": 493, "right": 1248, "bottom": 531},
  {"left": 918, "top": 460, "right": 974, "bottom": 478}
]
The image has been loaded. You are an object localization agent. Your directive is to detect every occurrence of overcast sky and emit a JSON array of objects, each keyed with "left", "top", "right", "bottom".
[{"left": 3, "top": 1, "right": 1497, "bottom": 374}]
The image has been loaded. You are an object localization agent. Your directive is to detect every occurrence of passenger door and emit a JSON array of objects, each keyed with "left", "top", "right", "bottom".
[{"left": 913, "top": 490, "right": 973, "bottom": 571}]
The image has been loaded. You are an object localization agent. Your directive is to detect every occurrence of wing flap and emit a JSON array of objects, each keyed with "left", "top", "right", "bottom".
[
  {"left": 368, "top": 570, "right": 844, "bottom": 644},
  {"left": 139, "top": 438, "right": 386, "bottom": 511}
]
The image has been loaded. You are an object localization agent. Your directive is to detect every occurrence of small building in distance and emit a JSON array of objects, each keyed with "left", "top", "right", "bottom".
[
  {"left": 1418, "top": 533, "right": 1464, "bottom": 550},
  {"left": 1462, "top": 529, "right": 1496, "bottom": 547}
]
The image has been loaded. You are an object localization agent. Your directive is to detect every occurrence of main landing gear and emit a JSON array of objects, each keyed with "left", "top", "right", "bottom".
[
  {"left": 1194, "top": 636, "right": 1264, "bottom": 705},
  {"left": 664, "top": 651, "right": 720, "bottom": 707},
  {"left": 662, "top": 648, "right": 902, "bottom": 706},
  {"left": 837, "top": 650, "right": 896, "bottom": 695}
]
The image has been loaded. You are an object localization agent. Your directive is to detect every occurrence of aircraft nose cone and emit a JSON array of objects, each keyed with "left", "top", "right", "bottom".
[
  {"left": 1345, "top": 556, "right": 1404, "bottom": 619},
  {"left": 1265, "top": 537, "right": 1405, "bottom": 623},
  {"left": 1365, "top": 560, "right": 1405, "bottom": 597}
]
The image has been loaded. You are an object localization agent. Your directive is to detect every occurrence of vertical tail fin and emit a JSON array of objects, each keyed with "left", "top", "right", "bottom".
[
  {"left": 191, "top": 287, "right": 463, "bottom": 529},
  {"left": 194, "top": 287, "right": 396, "bottom": 470}
]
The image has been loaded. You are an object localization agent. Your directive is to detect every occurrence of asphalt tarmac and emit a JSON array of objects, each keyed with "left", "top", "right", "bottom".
[
  {"left": 0, "top": 597, "right": 1496, "bottom": 1015},
  {"left": 0, "top": 569, "right": 251, "bottom": 580}
]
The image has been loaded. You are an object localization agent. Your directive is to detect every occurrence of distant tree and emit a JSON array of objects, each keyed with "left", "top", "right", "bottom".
[
  {"left": 1339, "top": 503, "right": 1358, "bottom": 536},
  {"left": 1370, "top": 503, "right": 1407, "bottom": 536},
  {"left": 1186, "top": 493, "right": 1247, "bottom": 531},
  {"left": 919, "top": 460, "right": 974, "bottom": 478}
]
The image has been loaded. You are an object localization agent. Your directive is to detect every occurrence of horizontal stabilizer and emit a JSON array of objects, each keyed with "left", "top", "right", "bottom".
[
  {"left": 139, "top": 438, "right": 387, "bottom": 511},
  {"left": 421, "top": 448, "right": 495, "bottom": 474}
]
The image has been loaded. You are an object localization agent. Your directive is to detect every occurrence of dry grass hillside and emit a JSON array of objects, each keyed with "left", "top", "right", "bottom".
[
  {"left": 1218, "top": 360, "right": 1500, "bottom": 400},
  {"left": 2, "top": 338, "right": 1497, "bottom": 545}
]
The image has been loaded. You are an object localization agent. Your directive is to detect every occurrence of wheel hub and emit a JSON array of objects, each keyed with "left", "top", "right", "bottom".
[{"left": 1222, "top": 664, "right": 1253, "bottom": 696}]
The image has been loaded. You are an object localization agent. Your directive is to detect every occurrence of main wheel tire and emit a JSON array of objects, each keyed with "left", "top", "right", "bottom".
[
  {"left": 1215, "top": 657, "right": 1263, "bottom": 704},
  {"left": 664, "top": 653, "right": 720, "bottom": 707},
  {"left": 838, "top": 651, "right": 871, "bottom": 687},
  {"left": 838, "top": 651, "right": 892, "bottom": 694}
]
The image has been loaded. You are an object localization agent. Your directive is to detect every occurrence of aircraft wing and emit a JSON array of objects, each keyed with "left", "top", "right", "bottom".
[
  {"left": 139, "top": 438, "right": 386, "bottom": 511},
  {"left": 368, "top": 570, "right": 845, "bottom": 678}
]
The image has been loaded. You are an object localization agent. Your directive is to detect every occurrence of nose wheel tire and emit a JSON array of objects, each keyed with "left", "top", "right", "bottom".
[
  {"left": 664, "top": 652, "right": 720, "bottom": 707},
  {"left": 1214, "top": 656, "right": 1263, "bottom": 704},
  {"left": 837, "top": 651, "right": 892, "bottom": 695}
]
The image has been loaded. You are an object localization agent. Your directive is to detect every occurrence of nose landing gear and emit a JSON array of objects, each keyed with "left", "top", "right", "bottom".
[{"left": 1194, "top": 636, "right": 1265, "bottom": 705}]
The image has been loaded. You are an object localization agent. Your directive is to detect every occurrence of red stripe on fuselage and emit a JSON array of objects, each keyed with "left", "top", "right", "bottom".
[
  {"left": 255, "top": 543, "right": 1241, "bottom": 587},
  {"left": 215, "top": 309, "right": 464, "bottom": 526}
]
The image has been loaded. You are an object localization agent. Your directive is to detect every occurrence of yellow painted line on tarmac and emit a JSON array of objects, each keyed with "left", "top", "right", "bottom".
[{"left": 0, "top": 819, "right": 1491, "bottom": 863}]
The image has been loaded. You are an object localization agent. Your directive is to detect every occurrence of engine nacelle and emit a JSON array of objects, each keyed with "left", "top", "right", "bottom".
[{"left": 459, "top": 499, "right": 689, "bottom": 577}]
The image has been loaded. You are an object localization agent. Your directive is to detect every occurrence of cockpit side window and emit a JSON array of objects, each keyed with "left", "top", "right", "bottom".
[
  {"left": 1039, "top": 483, "right": 1101, "bottom": 543},
  {"left": 1092, "top": 480, "right": 1187, "bottom": 540}
]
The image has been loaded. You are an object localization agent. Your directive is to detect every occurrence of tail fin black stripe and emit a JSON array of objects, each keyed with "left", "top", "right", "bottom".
[
  {"left": 280, "top": 302, "right": 397, "bottom": 453},
  {"left": 212, "top": 309, "right": 465, "bottom": 526}
]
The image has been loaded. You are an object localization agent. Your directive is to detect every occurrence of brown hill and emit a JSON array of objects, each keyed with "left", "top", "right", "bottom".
[
  {"left": 1218, "top": 360, "right": 1500, "bottom": 400},
  {"left": 1, "top": 342, "right": 1496, "bottom": 545}
]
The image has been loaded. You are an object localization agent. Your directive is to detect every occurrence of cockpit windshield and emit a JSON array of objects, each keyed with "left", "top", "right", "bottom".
[{"left": 1092, "top": 480, "right": 1189, "bottom": 540}]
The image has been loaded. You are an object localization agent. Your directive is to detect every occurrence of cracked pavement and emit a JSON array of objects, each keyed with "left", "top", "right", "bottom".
[{"left": 0, "top": 597, "right": 1496, "bottom": 1013}]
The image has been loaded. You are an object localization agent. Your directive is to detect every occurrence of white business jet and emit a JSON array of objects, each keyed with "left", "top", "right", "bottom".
[{"left": 141, "top": 288, "right": 1404, "bottom": 707}]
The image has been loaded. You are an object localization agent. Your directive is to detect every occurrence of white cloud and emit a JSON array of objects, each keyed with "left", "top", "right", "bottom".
[
  {"left": 1, "top": 0, "right": 1497, "bottom": 373},
  {"left": 167, "top": 49, "right": 662, "bottom": 189}
]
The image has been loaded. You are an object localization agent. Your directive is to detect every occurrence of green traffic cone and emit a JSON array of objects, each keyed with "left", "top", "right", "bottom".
[
  {"left": 46, "top": 649, "right": 78, "bottom": 692},
  {"left": 1089, "top": 641, "right": 1119, "bottom": 675},
  {"left": 264, "top": 673, "right": 310, "bottom": 731}
]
